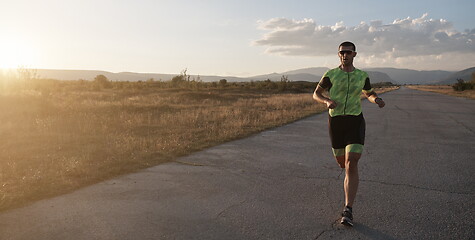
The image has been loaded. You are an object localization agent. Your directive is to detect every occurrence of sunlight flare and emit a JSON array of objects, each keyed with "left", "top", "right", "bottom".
[{"left": 0, "top": 38, "right": 36, "bottom": 69}]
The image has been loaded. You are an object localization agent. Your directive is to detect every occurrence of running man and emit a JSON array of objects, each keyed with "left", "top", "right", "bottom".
[{"left": 313, "top": 41, "right": 385, "bottom": 226}]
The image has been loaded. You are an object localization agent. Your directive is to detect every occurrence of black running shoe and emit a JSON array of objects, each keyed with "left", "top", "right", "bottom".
[{"left": 340, "top": 207, "right": 354, "bottom": 227}]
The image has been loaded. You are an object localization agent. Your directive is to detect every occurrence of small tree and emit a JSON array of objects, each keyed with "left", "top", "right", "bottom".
[
  {"left": 278, "top": 75, "right": 289, "bottom": 91},
  {"left": 219, "top": 79, "right": 227, "bottom": 87},
  {"left": 171, "top": 69, "right": 189, "bottom": 88},
  {"left": 94, "top": 74, "right": 112, "bottom": 89}
]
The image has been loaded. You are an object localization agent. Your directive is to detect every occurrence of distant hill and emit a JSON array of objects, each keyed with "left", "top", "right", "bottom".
[
  {"left": 192, "top": 75, "right": 246, "bottom": 82},
  {"left": 247, "top": 67, "right": 394, "bottom": 84},
  {"left": 436, "top": 67, "right": 475, "bottom": 84},
  {"left": 35, "top": 69, "right": 176, "bottom": 82},
  {"left": 246, "top": 72, "right": 281, "bottom": 81},
  {"left": 282, "top": 67, "right": 329, "bottom": 76},
  {"left": 247, "top": 72, "right": 321, "bottom": 82},
  {"left": 33, "top": 69, "right": 247, "bottom": 82},
  {"left": 365, "top": 71, "right": 394, "bottom": 83},
  {"left": 363, "top": 68, "right": 454, "bottom": 85},
  {"left": 13, "top": 67, "right": 471, "bottom": 85},
  {"left": 285, "top": 67, "right": 458, "bottom": 84},
  {"left": 249, "top": 67, "right": 393, "bottom": 83}
]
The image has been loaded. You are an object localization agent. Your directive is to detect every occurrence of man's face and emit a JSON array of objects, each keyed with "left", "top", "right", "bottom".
[{"left": 338, "top": 46, "right": 357, "bottom": 66}]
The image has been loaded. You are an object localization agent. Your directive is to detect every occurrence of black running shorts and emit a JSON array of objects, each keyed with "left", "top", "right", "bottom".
[{"left": 328, "top": 113, "right": 366, "bottom": 154}]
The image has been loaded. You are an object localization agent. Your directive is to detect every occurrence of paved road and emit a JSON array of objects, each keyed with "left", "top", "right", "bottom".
[{"left": 0, "top": 87, "right": 474, "bottom": 240}]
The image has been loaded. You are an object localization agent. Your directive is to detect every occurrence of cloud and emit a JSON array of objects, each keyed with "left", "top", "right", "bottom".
[{"left": 254, "top": 14, "right": 475, "bottom": 69}]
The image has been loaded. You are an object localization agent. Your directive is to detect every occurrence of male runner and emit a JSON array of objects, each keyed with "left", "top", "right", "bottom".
[{"left": 313, "top": 41, "right": 385, "bottom": 226}]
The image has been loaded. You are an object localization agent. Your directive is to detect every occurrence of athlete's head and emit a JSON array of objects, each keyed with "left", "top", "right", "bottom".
[
  {"left": 339, "top": 41, "right": 356, "bottom": 51},
  {"left": 338, "top": 41, "right": 357, "bottom": 67}
]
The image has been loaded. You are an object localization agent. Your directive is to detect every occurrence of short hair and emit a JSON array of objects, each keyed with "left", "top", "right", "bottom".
[{"left": 339, "top": 41, "right": 356, "bottom": 51}]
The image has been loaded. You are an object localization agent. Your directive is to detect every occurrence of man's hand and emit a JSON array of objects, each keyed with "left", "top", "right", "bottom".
[
  {"left": 375, "top": 98, "right": 385, "bottom": 108},
  {"left": 325, "top": 99, "right": 337, "bottom": 109}
]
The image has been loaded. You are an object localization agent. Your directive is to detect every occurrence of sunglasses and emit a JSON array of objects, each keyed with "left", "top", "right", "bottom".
[{"left": 339, "top": 50, "right": 355, "bottom": 55}]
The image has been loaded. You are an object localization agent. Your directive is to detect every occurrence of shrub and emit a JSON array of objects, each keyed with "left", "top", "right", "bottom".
[
  {"left": 219, "top": 79, "right": 227, "bottom": 87},
  {"left": 452, "top": 79, "right": 474, "bottom": 91},
  {"left": 94, "top": 74, "right": 113, "bottom": 89}
]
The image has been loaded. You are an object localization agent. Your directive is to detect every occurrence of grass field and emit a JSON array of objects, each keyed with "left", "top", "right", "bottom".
[
  {"left": 407, "top": 85, "right": 475, "bottom": 99},
  {"left": 0, "top": 79, "right": 397, "bottom": 212}
]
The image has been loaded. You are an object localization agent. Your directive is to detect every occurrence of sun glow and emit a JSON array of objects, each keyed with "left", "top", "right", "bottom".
[{"left": 0, "top": 38, "right": 37, "bottom": 69}]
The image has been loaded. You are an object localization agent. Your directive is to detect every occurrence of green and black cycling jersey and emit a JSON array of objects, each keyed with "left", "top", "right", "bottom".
[{"left": 318, "top": 67, "right": 373, "bottom": 117}]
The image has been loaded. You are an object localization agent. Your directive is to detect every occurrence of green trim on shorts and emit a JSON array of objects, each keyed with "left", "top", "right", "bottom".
[
  {"left": 332, "top": 148, "right": 346, "bottom": 157},
  {"left": 332, "top": 144, "right": 364, "bottom": 156},
  {"left": 346, "top": 144, "right": 363, "bottom": 154}
]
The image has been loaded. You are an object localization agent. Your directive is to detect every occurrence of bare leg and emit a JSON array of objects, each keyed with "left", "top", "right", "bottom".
[
  {"left": 344, "top": 152, "right": 361, "bottom": 208},
  {"left": 335, "top": 155, "right": 345, "bottom": 168}
]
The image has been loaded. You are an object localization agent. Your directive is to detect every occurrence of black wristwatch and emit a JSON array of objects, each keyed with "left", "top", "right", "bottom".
[{"left": 375, "top": 97, "right": 382, "bottom": 103}]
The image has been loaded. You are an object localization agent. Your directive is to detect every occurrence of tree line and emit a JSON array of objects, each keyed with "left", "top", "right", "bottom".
[
  {"left": 90, "top": 70, "right": 316, "bottom": 93},
  {"left": 3, "top": 67, "right": 399, "bottom": 94}
]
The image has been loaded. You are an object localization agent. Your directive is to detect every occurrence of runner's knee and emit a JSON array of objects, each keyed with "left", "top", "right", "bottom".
[
  {"left": 345, "top": 153, "right": 361, "bottom": 171},
  {"left": 335, "top": 155, "right": 345, "bottom": 168}
]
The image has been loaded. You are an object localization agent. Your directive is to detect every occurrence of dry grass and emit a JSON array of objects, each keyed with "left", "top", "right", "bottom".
[
  {"left": 0, "top": 85, "right": 322, "bottom": 211},
  {"left": 372, "top": 86, "right": 399, "bottom": 95},
  {"left": 0, "top": 81, "right": 396, "bottom": 212},
  {"left": 407, "top": 85, "right": 475, "bottom": 99}
]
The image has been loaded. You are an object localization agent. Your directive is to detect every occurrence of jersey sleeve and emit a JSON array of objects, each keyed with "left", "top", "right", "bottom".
[
  {"left": 362, "top": 77, "right": 374, "bottom": 94},
  {"left": 318, "top": 76, "right": 332, "bottom": 89}
]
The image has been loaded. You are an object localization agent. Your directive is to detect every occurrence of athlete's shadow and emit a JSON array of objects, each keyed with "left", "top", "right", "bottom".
[{"left": 353, "top": 223, "right": 398, "bottom": 240}]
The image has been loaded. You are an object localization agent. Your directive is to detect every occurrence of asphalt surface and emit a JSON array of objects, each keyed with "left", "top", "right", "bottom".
[{"left": 0, "top": 87, "right": 474, "bottom": 240}]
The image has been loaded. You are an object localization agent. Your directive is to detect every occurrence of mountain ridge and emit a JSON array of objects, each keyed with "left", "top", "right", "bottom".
[
  {"left": 8, "top": 67, "right": 473, "bottom": 85},
  {"left": 363, "top": 67, "right": 455, "bottom": 85},
  {"left": 436, "top": 67, "right": 475, "bottom": 84}
]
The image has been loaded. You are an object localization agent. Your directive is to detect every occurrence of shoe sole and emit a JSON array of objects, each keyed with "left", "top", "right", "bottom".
[{"left": 340, "top": 217, "right": 353, "bottom": 227}]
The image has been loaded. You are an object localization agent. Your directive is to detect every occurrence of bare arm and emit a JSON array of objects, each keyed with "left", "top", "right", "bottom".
[
  {"left": 364, "top": 91, "right": 385, "bottom": 108},
  {"left": 313, "top": 85, "right": 337, "bottom": 109}
]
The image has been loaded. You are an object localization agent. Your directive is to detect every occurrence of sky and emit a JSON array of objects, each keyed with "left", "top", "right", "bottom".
[{"left": 0, "top": 0, "right": 474, "bottom": 77}]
